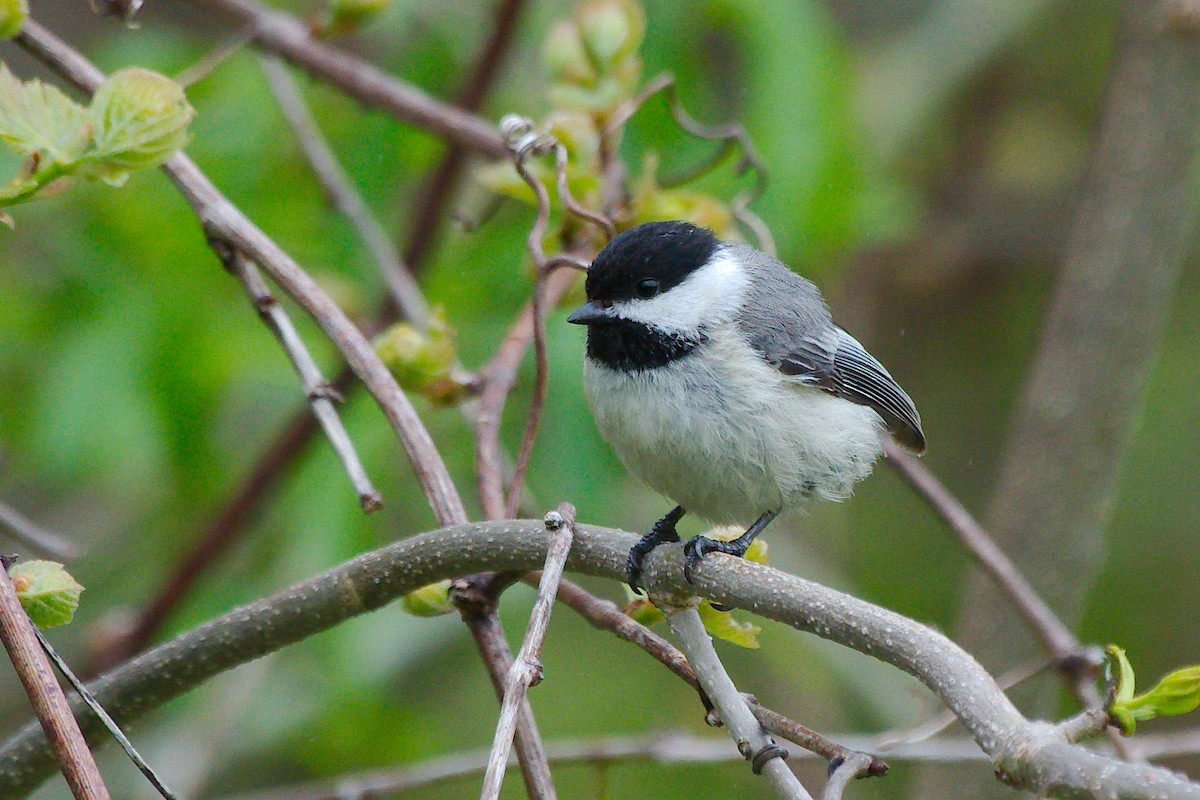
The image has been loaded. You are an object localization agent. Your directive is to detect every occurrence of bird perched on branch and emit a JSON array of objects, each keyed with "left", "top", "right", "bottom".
[{"left": 567, "top": 220, "right": 925, "bottom": 589}]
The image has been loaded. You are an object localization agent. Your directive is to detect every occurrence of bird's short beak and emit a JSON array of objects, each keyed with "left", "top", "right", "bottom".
[{"left": 566, "top": 301, "right": 614, "bottom": 325}]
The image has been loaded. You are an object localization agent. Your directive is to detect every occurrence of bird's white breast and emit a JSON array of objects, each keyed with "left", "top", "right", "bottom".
[{"left": 583, "top": 325, "right": 885, "bottom": 525}]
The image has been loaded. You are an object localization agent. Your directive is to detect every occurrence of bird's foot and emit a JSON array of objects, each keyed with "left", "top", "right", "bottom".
[
  {"left": 627, "top": 506, "right": 685, "bottom": 592},
  {"left": 682, "top": 535, "right": 750, "bottom": 584}
]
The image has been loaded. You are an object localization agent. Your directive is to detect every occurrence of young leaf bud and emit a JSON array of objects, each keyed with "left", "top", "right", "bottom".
[
  {"left": 374, "top": 309, "right": 467, "bottom": 406},
  {"left": 84, "top": 68, "right": 195, "bottom": 185},
  {"left": 0, "top": 0, "right": 28, "bottom": 39},
  {"left": 578, "top": 0, "right": 644, "bottom": 69},
  {"left": 544, "top": 20, "right": 597, "bottom": 86},
  {"left": 401, "top": 580, "right": 455, "bottom": 617},
  {"left": 9, "top": 560, "right": 84, "bottom": 629}
]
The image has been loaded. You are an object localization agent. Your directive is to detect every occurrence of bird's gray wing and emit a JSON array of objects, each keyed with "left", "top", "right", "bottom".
[
  {"left": 729, "top": 244, "right": 926, "bottom": 453},
  {"left": 777, "top": 326, "right": 926, "bottom": 453}
]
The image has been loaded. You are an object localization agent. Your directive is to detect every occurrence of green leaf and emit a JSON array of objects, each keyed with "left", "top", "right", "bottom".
[
  {"left": 1106, "top": 644, "right": 1136, "bottom": 704},
  {"left": 400, "top": 580, "right": 455, "bottom": 617},
  {"left": 9, "top": 560, "right": 84, "bottom": 629},
  {"left": 0, "top": 65, "right": 89, "bottom": 163},
  {"left": 698, "top": 601, "right": 760, "bottom": 649}
]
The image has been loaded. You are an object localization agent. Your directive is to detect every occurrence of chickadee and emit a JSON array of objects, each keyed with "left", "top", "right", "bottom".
[{"left": 567, "top": 220, "right": 925, "bottom": 589}]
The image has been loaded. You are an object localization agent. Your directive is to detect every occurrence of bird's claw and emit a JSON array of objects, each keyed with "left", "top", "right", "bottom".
[{"left": 683, "top": 536, "right": 717, "bottom": 583}]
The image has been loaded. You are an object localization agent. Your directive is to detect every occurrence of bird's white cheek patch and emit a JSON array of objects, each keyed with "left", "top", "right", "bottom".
[{"left": 611, "top": 253, "right": 747, "bottom": 335}]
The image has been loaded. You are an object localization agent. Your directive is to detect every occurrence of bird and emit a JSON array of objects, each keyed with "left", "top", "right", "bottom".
[{"left": 566, "top": 220, "right": 925, "bottom": 590}]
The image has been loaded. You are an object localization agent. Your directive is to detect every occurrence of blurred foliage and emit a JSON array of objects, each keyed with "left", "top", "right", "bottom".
[{"left": 0, "top": 1, "right": 1197, "bottom": 798}]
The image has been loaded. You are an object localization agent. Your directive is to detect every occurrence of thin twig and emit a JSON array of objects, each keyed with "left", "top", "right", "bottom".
[
  {"left": 258, "top": 55, "right": 430, "bottom": 328},
  {"left": 174, "top": 23, "right": 256, "bottom": 88},
  {"left": 821, "top": 752, "right": 874, "bottom": 800},
  {"left": 1057, "top": 709, "right": 1111, "bottom": 745},
  {"left": 230, "top": 251, "right": 382, "bottom": 512},
  {"left": 474, "top": 267, "right": 577, "bottom": 520},
  {"left": 481, "top": 505, "right": 575, "bottom": 799},
  {"left": 185, "top": 0, "right": 506, "bottom": 157},
  {"left": 453, "top": 577, "right": 556, "bottom": 800},
  {"left": 16, "top": 22, "right": 469, "bottom": 528},
  {"left": 747, "top": 704, "right": 886, "bottom": 777},
  {"left": 34, "top": 629, "right": 176, "bottom": 799},
  {"left": 875, "top": 657, "right": 1051, "bottom": 749},
  {"left": 604, "top": 73, "right": 773, "bottom": 253},
  {"left": 883, "top": 441, "right": 1081, "bottom": 666},
  {"left": 664, "top": 604, "right": 812, "bottom": 799},
  {"left": 496, "top": 116, "right": 611, "bottom": 518},
  {"left": 0, "top": 561, "right": 109, "bottom": 800},
  {"left": 90, "top": 0, "right": 523, "bottom": 667},
  {"left": 880, "top": 440, "right": 1130, "bottom": 756},
  {"left": 0, "top": 499, "right": 77, "bottom": 561}
]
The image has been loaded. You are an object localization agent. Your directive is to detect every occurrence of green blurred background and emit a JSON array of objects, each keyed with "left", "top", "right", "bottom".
[{"left": 2, "top": 0, "right": 1198, "bottom": 797}]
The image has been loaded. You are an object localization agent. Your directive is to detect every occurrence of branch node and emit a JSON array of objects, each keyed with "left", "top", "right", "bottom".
[{"left": 751, "top": 743, "right": 789, "bottom": 775}]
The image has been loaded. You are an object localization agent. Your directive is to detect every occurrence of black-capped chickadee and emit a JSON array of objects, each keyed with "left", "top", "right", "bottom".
[{"left": 567, "top": 220, "right": 925, "bottom": 589}]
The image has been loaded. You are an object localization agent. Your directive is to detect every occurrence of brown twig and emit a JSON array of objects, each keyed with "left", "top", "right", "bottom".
[
  {"left": 90, "top": 0, "right": 523, "bottom": 665},
  {"left": 174, "top": 23, "right": 256, "bottom": 88},
  {"left": 495, "top": 116, "right": 609, "bottom": 519},
  {"left": 882, "top": 441, "right": 1085, "bottom": 669},
  {"left": 0, "top": 499, "right": 77, "bottom": 561},
  {"left": 604, "top": 73, "right": 773, "bottom": 253},
  {"left": 18, "top": 21, "right": 466, "bottom": 528},
  {"left": 185, "top": 0, "right": 506, "bottom": 157},
  {"left": 258, "top": 55, "right": 430, "bottom": 327},
  {"left": 230, "top": 250, "right": 383, "bottom": 512},
  {"left": 481, "top": 506, "right": 575, "bottom": 799},
  {"left": 473, "top": 267, "right": 577, "bottom": 520},
  {"left": 453, "top": 576, "right": 557, "bottom": 800},
  {"left": 0, "top": 562, "right": 109, "bottom": 800}
]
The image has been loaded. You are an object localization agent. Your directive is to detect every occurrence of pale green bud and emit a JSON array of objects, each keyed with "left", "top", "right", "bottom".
[
  {"left": 84, "top": 68, "right": 194, "bottom": 186},
  {"left": 374, "top": 308, "right": 467, "bottom": 407},
  {"left": 578, "top": 0, "right": 644, "bottom": 69},
  {"left": 0, "top": 0, "right": 28, "bottom": 39},
  {"left": 10, "top": 560, "right": 84, "bottom": 629},
  {"left": 544, "top": 20, "right": 596, "bottom": 86},
  {"left": 401, "top": 580, "right": 455, "bottom": 617}
]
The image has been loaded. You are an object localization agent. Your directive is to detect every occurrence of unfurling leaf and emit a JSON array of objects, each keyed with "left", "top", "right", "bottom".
[
  {"left": 1106, "top": 645, "right": 1200, "bottom": 735},
  {"left": 9, "top": 560, "right": 84, "bottom": 629},
  {"left": 0, "top": 0, "right": 28, "bottom": 39},
  {"left": 0, "top": 65, "right": 194, "bottom": 212},
  {"left": 401, "top": 580, "right": 456, "bottom": 617},
  {"left": 83, "top": 68, "right": 195, "bottom": 185},
  {"left": 623, "top": 595, "right": 664, "bottom": 627},
  {"left": 698, "top": 601, "right": 761, "bottom": 649},
  {"left": 0, "top": 65, "right": 90, "bottom": 163},
  {"left": 545, "top": 0, "right": 644, "bottom": 113}
]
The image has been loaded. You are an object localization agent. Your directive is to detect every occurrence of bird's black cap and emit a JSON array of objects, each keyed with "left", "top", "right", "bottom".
[{"left": 585, "top": 220, "right": 719, "bottom": 303}]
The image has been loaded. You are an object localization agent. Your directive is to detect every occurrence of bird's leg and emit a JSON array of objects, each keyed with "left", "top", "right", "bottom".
[
  {"left": 683, "top": 509, "right": 779, "bottom": 584},
  {"left": 627, "top": 505, "right": 686, "bottom": 592}
]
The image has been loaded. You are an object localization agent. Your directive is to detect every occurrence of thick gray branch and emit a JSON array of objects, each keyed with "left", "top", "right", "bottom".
[{"left": 0, "top": 522, "right": 1194, "bottom": 799}]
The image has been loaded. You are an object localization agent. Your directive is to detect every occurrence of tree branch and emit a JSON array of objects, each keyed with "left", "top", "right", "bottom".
[
  {"left": 664, "top": 603, "right": 812, "bottom": 800},
  {"left": 0, "top": 500, "right": 76, "bottom": 562},
  {"left": 229, "top": 250, "right": 383, "bottom": 512},
  {"left": 481, "top": 506, "right": 574, "bottom": 799},
  {"left": 1, "top": 521, "right": 1193, "bottom": 799},
  {"left": 181, "top": 0, "right": 506, "bottom": 157},
  {"left": 258, "top": 54, "right": 430, "bottom": 327},
  {"left": 15, "top": 20, "right": 468, "bottom": 529},
  {"left": 0, "top": 565, "right": 109, "bottom": 800}
]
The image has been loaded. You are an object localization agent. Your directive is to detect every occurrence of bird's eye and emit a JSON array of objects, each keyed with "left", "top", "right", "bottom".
[{"left": 636, "top": 278, "right": 660, "bottom": 298}]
